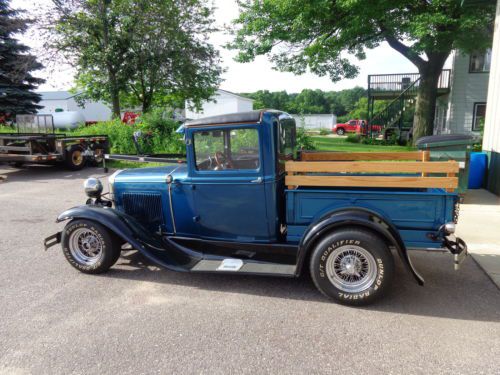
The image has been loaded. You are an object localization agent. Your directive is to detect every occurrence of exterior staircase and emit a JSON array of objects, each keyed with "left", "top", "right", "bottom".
[{"left": 367, "top": 70, "right": 451, "bottom": 139}]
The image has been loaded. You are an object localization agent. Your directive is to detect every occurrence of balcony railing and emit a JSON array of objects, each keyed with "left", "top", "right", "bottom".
[{"left": 368, "top": 69, "right": 451, "bottom": 94}]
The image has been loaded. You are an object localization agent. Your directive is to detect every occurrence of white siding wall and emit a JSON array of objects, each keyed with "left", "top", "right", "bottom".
[
  {"left": 446, "top": 52, "right": 490, "bottom": 133},
  {"left": 292, "top": 114, "right": 337, "bottom": 130},
  {"left": 185, "top": 91, "right": 254, "bottom": 120},
  {"left": 236, "top": 98, "right": 254, "bottom": 113},
  {"left": 67, "top": 98, "right": 112, "bottom": 121},
  {"left": 483, "top": 0, "right": 500, "bottom": 154}
]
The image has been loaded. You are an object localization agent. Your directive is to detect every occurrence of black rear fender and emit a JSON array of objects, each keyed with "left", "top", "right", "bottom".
[{"left": 297, "top": 207, "right": 424, "bottom": 285}]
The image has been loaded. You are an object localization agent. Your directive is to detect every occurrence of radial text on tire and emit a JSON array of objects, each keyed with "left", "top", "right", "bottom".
[
  {"left": 309, "top": 228, "right": 395, "bottom": 306},
  {"left": 61, "top": 219, "right": 121, "bottom": 274}
]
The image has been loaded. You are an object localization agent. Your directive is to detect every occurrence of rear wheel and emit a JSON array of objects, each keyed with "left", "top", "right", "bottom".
[
  {"left": 91, "top": 145, "right": 105, "bottom": 166},
  {"left": 309, "top": 228, "right": 394, "bottom": 306},
  {"left": 65, "top": 145, "right": 86, "bottom": 170},
  {"left": 62, "top": 219, "right": 121, "bottom": 274},
  {"left": 336, "top": 128, "right": 345, "bottom": 135}
]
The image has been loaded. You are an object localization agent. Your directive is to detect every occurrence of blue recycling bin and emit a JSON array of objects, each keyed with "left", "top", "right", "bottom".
[{"left": 468, "top": 152, "right": 488, "bottom": 189}]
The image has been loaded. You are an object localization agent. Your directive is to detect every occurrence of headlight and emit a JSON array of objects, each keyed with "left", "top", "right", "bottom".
[{"left": 83, "top": 178, "right": 103, "bottom": 198}]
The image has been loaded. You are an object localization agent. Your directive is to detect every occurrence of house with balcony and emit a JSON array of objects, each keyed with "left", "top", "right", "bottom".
[{"left": 367, "top": 49, "right": 491, "bottom": 137}]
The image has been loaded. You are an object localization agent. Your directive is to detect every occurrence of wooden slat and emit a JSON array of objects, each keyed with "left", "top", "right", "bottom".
[
  {"left": 300, "top": 151, "right": 424, "bottom": 161},
  {"left": 285, "top": 175, "right": 458, "bottom": 189},
  {"left": 285, "top": 161, "right": 459, "bottom": 174},
  {"left": 421, "top": 150, "right": 430, "bottom": 177}
]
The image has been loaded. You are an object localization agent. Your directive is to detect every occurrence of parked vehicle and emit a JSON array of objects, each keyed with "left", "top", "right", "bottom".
[
  {"left": 332, "top": 119, "right": 382, "bottom": 135},
  {"left": 0, "top": 114, "right": 108, "bottom": 170},
  {"left": 44, "top": 110, "right": 467, "bottom": 306},
  {"left": 122, "top": 112, "right": 140, "bottom": 125}
]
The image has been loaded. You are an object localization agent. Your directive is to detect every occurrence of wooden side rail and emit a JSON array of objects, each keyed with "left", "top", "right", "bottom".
[
  {"left": 285, "top": 156, "right": 459, "bottom": 191},
  {"left": 300, "top": 151, "right": 427, "bottom": 161},
  {"left": 285, "top": 161, "right": 459, "bottom": 174}
]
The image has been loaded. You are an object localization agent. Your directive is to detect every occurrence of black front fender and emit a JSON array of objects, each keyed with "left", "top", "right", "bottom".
[
  {"left": 296, "top": 207, "right": 424, "bottom": 286},
  {"left": 56, "top": 205, "right": 201, "bottom": 271}
]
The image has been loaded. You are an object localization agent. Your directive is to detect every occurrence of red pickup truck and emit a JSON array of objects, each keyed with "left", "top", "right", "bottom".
[{"left": 332, "top": 119, "right": 382, "bottom": 135}]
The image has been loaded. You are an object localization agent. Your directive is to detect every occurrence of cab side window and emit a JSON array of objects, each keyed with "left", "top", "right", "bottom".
[
  {"left": 278, "top": 120, "right": 295, "bottom": 157},
  {"left": 194, "top": 128, "right": 260, "bottom": 171}
]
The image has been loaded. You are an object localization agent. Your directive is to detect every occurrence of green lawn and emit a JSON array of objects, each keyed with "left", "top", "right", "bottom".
[{"left": 312, "top": 136, "right": 415, "bottom": 152}]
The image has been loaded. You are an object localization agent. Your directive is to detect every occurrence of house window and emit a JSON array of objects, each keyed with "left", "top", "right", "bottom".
[
  {"left": 472, "top": 103, "right": 487, "bottom": 131},
  {"left": 469, "top": 50, "right": 491, "bottom": 73}
]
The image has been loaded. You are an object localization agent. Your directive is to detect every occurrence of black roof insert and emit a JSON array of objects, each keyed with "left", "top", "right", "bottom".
[{"left": 184, "top": 110, "right": 275, "bottom": 127}]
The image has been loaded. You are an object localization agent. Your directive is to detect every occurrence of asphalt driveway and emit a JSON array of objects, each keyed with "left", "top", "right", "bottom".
[{"left": 1, "top": 165, "right": 499, "bottom": 374}]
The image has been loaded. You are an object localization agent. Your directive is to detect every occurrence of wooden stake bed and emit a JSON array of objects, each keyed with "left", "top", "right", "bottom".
[{"left": 286, "top": 151, "right": 459, "bottom": 192}]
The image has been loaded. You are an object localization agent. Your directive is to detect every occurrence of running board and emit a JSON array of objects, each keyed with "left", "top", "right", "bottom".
[{"left": 190, "top": 259, "right": 296, "bottom": 276}]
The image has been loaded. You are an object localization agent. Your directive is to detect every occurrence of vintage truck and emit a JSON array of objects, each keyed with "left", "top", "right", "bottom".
[{"left": 44, "top": 110, "right": 467, "bottom": 306}]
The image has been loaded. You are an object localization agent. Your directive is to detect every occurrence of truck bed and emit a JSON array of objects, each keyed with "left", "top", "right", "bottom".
[{"left": 286, "top": 187, "right": 457, "bottom": 249}]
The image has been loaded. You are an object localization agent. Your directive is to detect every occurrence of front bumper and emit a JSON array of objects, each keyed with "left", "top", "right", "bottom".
[{"left": 44, "top": 232, "right": 61, "bottom": 250}]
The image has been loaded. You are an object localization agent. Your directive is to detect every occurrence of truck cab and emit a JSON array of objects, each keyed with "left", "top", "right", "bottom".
[{"left": 45, "top": 110, "right": 467, "bottom": 306}]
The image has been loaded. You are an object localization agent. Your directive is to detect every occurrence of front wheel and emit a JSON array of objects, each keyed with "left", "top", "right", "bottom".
[
  {"left": 309, "top": 228, "right": 394, "bottom": 306},
  {"left": 336, "top": 128, "right": 345, "bottom": 135},
  {"left": 62, "top": 219, "right": 121, "bottom": 274}
]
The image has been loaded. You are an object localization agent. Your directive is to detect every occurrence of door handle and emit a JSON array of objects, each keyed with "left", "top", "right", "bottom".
[{"left": 251, "top": 177, "right": 263, "bottom": 183}]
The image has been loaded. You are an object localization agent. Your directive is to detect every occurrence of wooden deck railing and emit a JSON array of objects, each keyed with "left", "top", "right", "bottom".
[{"left": 286, "top": 151, "right": 459, "bottom": 192}]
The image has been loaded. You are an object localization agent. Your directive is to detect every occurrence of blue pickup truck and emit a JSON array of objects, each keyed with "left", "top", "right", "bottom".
[{"left": 44, "top": 110, "right": 467, "bottom": 305}]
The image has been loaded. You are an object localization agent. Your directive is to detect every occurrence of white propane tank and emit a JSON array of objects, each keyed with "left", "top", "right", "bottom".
[{"left": 49, "top": 111, "right": 86, "bottom": 129}]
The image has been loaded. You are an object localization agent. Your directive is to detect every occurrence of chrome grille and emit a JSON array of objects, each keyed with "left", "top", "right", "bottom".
[{"left": 122, "top": 192, "right": 165, "bottom": 230}]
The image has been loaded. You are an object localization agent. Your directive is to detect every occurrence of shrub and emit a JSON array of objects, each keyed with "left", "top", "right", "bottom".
[
  {"left": 346, "top": 134, "right": 361, "bottom": 143},
  {"left": 72, "top": 109, "right": 184, "bottom": 155},
  {"left": 296, "top": 126, "right": 315, "bottom": 150},
  {"left": 72, "top": 120, "right": 138, "bottom": 154},
  {"left": 319, "top": 128, "right": 330, "bottom": 136}
]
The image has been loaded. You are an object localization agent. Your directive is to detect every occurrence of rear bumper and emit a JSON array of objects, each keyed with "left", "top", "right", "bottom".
[{"left": 443, "top": 236, "right": 468, "bottom": 270}]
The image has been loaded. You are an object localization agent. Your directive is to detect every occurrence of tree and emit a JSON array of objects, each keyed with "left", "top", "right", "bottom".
[
  {"left": 0, "top": 0, "right": 44, "bottom": 117},
  {"left": 229, "top": 0, "right": 495, "bottom": 142},
  {"left": 241, "top": 87, "right": 366, "bottom": 115},
  {"left": 50, "top": 0, "right": 132, "bottom": 117},
  {"left": 345, "top": 97, "right": 388, "bottom": 122},
  {"left": 293, "top": 89, "right": 329, "bottom": 114},
  {"left": 49, "top": 0, "right": 222, "bottom": 116},
  {"left": 117, "top": 0, "right": 222, "bottom": 112}
]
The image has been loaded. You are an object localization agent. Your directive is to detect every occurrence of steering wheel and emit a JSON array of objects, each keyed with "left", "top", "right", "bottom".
[{"left": 214, "top": 151, "right": 233, "bottom": 169}]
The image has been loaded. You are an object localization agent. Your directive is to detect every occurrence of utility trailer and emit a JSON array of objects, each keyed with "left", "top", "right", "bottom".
[{"left": 0, "top": 114, "right": 109, "bottom": 170}]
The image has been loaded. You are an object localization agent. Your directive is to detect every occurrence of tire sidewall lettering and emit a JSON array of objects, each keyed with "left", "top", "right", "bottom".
[
  {"left": 63, "top": 222, "right": 106, "bottom": 270},
  {"left": 316, "top": 238, "right": 384, "bottom": 300}
]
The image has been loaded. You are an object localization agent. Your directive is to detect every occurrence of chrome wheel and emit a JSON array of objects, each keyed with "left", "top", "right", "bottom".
[
  {"left": 69, "top": 228, "right": 103, "bottom": 266},
  {"left": 325, "top": 245, "right": 377, "bottom": 293}
]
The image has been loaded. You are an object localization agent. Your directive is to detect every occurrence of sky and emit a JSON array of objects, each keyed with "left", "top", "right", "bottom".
[{"left": 11, "top": 0, "right": 450, "bottom": 93}]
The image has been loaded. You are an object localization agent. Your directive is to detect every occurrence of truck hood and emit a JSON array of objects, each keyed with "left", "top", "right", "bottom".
[{"left": 114, "top": 164, "right": 188, "bottom": 183}]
